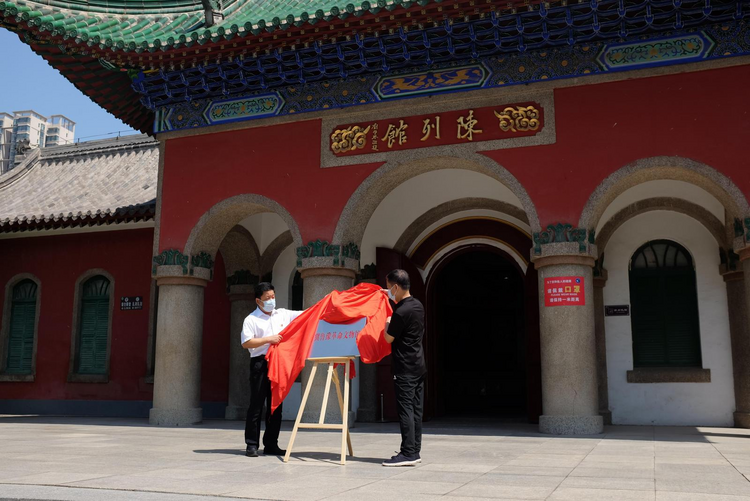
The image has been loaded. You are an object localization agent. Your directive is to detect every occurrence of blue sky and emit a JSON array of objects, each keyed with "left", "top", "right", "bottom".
[{"left": 0, "top": 30, "right": 136, "bottom": 141}]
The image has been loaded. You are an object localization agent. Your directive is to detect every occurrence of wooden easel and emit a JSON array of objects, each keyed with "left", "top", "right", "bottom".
[{"left": 284, "top": 356, "right": 355, "bottom": 465}]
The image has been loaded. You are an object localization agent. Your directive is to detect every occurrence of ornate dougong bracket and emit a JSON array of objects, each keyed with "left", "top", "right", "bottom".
[
  {"left": 533, "top": 224, "right": 595, "bottom": 255},
  {"left": 226, "top": 269, "right": 259, "bottom": 292},
  {"left": 191, "top": 252, "right": 215, "bottom": 280},
  {"left": 152, "top": 249, "right": 189, "bottom": 275}
]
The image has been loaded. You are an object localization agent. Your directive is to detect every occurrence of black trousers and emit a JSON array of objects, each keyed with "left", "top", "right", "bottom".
[
  {"left": 244, "top": 355, "right": 283, "bottom": 449},
  {"left": 393, "top": 373, "right": 425, "bottom": 457}
]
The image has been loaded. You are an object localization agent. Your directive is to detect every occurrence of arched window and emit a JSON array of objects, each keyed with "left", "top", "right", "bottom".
[
  {"left": 75, "top": 275, "right": 111, "bottom": 375},
  {"left": 5, "top": 279, "right": 38, "bottom": 374},
  {"left": 629, "top": 240, "right": 702, "bottom": 368}
]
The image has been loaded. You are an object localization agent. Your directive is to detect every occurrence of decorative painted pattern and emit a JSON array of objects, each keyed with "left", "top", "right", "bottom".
[
  {"left": 376, "top": 65, "right": 487, "bottom": 99},
  {"left": 154, "top": 22, "right": 750, "bottom": 134},
  {"left": 599, "top": 34, "right": 712, "bottom": 70},
  {"left": 205, "top": 94, "right": 284, "bottom": 124}
]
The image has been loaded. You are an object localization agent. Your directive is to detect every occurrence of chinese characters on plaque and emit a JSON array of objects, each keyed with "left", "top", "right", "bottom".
[
  {"left": 544, "top": 277, "right": 585, "bottom": 307},
  {"left": 308, "top": 318, "right": 366, "bottom": 359},
  {"left": 120, "top": 296, "right": 143, "bottom": 310},
  {"left": 330, "top": 102, "right": 543, "bottom": 156}
]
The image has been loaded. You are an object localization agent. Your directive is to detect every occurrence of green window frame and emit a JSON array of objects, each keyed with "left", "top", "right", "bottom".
[
  {"left": 629, "top": 240, "right": 702, "bottom": 368},
  {"left": 75, "top": 276, "right": 111, "bottom": 375},
  {"left": 5, "top": 279, "right": 38, "bottom": 375}
]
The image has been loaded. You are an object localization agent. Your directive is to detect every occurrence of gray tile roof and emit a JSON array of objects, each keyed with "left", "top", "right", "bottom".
[{"left": 0, "top": 134, "right": 159, "bottom": 233}]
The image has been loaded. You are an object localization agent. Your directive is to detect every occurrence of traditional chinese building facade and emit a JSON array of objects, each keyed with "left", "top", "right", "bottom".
[{"left": 1, "top": 0, "right": 750, "bottom": 434}]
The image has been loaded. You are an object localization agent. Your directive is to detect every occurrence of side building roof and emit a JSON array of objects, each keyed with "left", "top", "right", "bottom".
[{"left": 0, "top": 133, "right": 159, "bottom": 234}]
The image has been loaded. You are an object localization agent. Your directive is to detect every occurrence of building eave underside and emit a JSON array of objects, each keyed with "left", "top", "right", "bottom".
[{"left": 2, "top": 0, "right": 745, "bottom": 132}]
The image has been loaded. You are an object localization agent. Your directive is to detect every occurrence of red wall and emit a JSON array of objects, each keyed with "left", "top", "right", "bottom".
[
  {"left": 0, "top": 229, "right": 155, "bottom": 401},
  {"left": 159, "top": 64, "right": 750, "bottom": 251},
  {"left": 0, "top": 228, "right": 233, "bottom": 405},
  {"left": 484, "top": 64, "right": 750, "bottom": 225},
  {"left": 200, "top": 251, "right": 230, "bottom": 402},
  {"left": 159, "top": 121, "right": 382, "bottom": 250}
]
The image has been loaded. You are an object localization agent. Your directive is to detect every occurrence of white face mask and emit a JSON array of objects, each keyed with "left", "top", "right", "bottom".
[
  {"left": 259, "top": 298, "right": 276, "bottom": 312},
  {"left": 386, "top": 286, "right": 397, "bottom": 302}
]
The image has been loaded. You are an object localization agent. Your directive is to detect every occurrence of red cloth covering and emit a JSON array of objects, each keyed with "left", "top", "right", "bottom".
[{"left": 266, "top": 282, "right": 392, "bottom": 413}]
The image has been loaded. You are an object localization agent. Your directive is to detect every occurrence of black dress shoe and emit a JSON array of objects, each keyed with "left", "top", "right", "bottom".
[
  {"left": 264, "top": 446, "right": 286, "bottom": 456},
  {"left": 245, "top": 446, "right": 258, "bottom": 457}
]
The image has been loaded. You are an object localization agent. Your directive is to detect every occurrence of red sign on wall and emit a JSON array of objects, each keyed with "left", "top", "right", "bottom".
[
  {"left": 544, "top": 277, "right": 585, "bottom": 307},
  {"left": 329, "top": 102, "right": 544, "bottom": 157}
]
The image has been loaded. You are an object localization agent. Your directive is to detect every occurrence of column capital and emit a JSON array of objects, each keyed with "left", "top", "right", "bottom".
[
  {"left": 722, "top": 269, "right": 744, "bottom": 282},
  {"left": 738, "top": 246, "right": 750, "bottom": 262},
  {"left": 533, "top": 252, "right": 596, "bottom": 270},
  {"left": 228, "top": 284, "right": 255, "bottom": 301},
  {"left": 531, "top": 224, "right": 597, "bottom": 270},
  {"left": 733, "top": 217, "right": 750, "bottom": 256},
  {"left": 300, "top": 266, "right": 357, "bottom": 280},
  {"left": 155, "top": 265, "right": 210, "bottom": 287},
  {"left": 226, "top": 269, "right": 259, "bottom": 291},
  {"left": 593, "top": 269, "right": 609, "bottom": 288},
  {"left": 152, "top": 249, "right": 215, "bottom": 281},
  {"left": 296, "top": 240, "right": 360, "bottom": 273}
]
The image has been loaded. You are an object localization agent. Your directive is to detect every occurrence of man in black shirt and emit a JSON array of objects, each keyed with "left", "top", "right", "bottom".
[{"left": 382, "top": 269, "right": 426, "bottom": 467}]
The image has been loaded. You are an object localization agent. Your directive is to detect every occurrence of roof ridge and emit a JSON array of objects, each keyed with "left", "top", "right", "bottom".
[
  {"left": 41, "top": 134, "right": 158, "bottom": 159},
  {"left": 0, "top": 147, "right": 42, "bottom": 190}
]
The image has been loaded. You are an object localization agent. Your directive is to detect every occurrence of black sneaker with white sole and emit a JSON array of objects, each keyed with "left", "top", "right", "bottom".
[{"left": 382, "top": 452, "right": 419, "bottom": 467}]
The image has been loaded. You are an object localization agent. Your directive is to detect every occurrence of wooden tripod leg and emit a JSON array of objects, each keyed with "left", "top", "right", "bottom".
[
  {"left": 332, "top": 367, "right": 354, "bottom": 457},
  {"left": 284, "top": 362, "right": 318, "bottom": 463},
  {"left": 341, "top": 360, "right": 351, "bottom": 465},
  {"left": 319, "top": 363, "right": 334, "bottom": 424}
]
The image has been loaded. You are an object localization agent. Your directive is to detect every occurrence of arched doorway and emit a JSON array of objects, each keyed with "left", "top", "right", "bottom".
[
  {"left": 429, "top": 248, "right": 527, "bottom": 419},
  {"left": 376, "top": 218, "right": 542, "bottom": 424}
]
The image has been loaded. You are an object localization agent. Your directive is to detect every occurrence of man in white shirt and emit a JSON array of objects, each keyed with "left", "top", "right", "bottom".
[{"left": 241, "top": 282, "right": 304, "bottom": 457}]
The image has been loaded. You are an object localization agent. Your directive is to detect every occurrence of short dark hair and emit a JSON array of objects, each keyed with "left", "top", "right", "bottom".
[
  {"left": 255, "top": 282, "right": 275, "bottom": 298},
  {"left": 386, "top": 269, "right": 410, "bottom": 290}
]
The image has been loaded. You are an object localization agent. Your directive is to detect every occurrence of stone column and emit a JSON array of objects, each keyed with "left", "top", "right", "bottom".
[
  {"left": 532, "top": 239, "right": 603, "bottom": 435},
  {"left": 149, "top": 265, "right": 210, "bottom": 426},
  {"left": 356, "top": 277, "right": 378, "bottom": 422},
  {"left": 225, "top": 284, "right": 255, "bottom": 420},
  {"left": 298, "top": 258, "right": 358, "bottom": 423},
  {"left": 728, "top": 250, "right": 750, "bottom": 427},
  {"left": 593, "top": 270, "right": 612, "bottom": 425}
]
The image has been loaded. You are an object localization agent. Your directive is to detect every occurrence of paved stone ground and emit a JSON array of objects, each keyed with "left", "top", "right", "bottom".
[{"left": 1, "top": 417, "right": 750, "bottom": 500}]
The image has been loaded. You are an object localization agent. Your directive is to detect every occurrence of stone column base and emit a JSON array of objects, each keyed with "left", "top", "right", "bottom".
[
  {"left": 357, "top": 407, "right": 377, "bottom": 423},
  {"left": 149, "top": 407, "right": 202, "bottom": 426},
  {"left": 734, "top": 412, "right": 750, "bottom": 428},
  {"left": 225, "top": 405, "right": 248, "bottom": 421},
  {"left": 600, "top": 409, "right": 613, "bottom": 426},
  {"left": 539, "top": 415, "right": 603, "bottom": 435}
]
